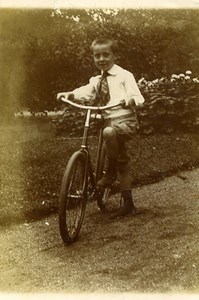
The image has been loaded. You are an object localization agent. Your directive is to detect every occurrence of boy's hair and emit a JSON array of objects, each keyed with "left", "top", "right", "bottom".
[{"left": 91, "top": 38, "right": 118, "bottom": 53}]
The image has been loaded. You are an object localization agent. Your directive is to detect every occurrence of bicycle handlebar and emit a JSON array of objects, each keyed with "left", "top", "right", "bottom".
[{"left": 59, "top": 96, "right": 123, "bottom": 111}]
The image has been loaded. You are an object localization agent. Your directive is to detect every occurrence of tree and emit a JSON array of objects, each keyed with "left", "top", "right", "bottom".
[{"left": 1, "top": 8, "right": 199, "bottom": 114}]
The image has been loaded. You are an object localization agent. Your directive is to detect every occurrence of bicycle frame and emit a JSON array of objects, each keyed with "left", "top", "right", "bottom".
[
  {"left": 79, "top": 108, "right": 104, "bottom": 195},
  {"left": 59, "top": 97, "right": 122, "bottom": 196}
]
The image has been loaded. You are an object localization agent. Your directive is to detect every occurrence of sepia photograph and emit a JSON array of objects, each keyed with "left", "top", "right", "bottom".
[{"left": 0, "top": 0, "right": 198, "bottom": 299}]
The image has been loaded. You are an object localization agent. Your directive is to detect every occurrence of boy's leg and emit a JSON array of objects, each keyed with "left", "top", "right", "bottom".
[
  {"left": 97, "top": 126, "right": 118, "bottom": 187},
  {"left": 103, "top": 126, "right": 119, "bottom": 160},
  {"left": 109, "top": 118, "right": 138, "bottom": 218},
  {"left": 98, "top": 119, "right": 138, "bottom": 217},
  {"left": 109, "top": 144, "right": 137, "bottom": 218}
]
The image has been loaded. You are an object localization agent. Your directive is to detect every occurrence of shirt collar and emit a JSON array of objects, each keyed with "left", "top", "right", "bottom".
[{"left": 101, "top": 64, "right": 118, "bottom": 76}]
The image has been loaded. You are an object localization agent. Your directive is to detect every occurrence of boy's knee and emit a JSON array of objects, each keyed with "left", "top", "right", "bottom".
[{"left": 103, "top": 127, "right": 116, "bottom": 140}]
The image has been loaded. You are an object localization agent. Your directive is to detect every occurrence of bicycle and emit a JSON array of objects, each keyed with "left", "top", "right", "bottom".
[{"left": 58, "top": 96, "right": 123, "bottom": 244}]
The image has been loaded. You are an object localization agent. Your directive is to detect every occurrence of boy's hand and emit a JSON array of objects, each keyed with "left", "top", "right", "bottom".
[
  {"left": 83, "top": 99, "right": 90, "bottom": 106},
  {"left": 136, "top": 103, "right": 144, "bottom": 109},
  {"left": 126, "top": 98, "right": 136, "bottom": 108},
  {"left": 120, "top": 98, "right": 136, "bottom": 109},
  {"left": 57, "top": 93, "right": 74, "bottom": 101},
  {"left": 57, "top": 92, "right": 66, "bottom": 101},
  {"left": 120, "top": 100, "right": 126, "bottom": 108}
]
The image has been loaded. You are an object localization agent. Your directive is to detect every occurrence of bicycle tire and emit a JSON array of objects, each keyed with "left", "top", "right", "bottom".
[{"left": 59, "top": 150, "right": 88, "bottom": 244}]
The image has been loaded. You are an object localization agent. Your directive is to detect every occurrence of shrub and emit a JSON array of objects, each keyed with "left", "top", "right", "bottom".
[
  {"left": 52, "top": 71, "right": 199, "bottom": 136},
  {"left": 137, "top": 71, "right": 199, "bottom": 134}
]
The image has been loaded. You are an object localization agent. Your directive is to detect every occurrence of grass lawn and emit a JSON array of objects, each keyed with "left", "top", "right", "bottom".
[{"left": 0, "top": 119, "right": 199, "bottom": 226}]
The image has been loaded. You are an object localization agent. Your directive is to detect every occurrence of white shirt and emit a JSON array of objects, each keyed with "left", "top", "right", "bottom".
[{"left": 70, "top": 64, "right": 145, "bottom": 106}]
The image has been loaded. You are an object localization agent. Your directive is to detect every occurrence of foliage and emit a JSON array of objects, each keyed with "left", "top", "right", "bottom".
[
  {"left": 1, "top": 8, "right": 199, "bottom": 115},
  {"left": 137, "top": 70, "right": 199, "bottom": 134},
  {"left": 52, "top": 70, "right": 199, "bottom": 135}
]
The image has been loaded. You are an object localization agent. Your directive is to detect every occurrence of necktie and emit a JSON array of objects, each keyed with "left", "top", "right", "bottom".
[{"left": 96, "top": 71, "right": 110, "bottom": 106}]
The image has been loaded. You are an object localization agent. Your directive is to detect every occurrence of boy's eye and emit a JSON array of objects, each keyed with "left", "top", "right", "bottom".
[
  {"left": 103, "top": 53, "right": 110, "bottom": 57},
  {"left": 94, "top": 52, "right": 111, "bottom": 59}
]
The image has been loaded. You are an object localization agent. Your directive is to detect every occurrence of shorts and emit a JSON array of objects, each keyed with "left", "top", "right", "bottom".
[{"left": 105, "top": 115, "right": 139, "bottom": 142}]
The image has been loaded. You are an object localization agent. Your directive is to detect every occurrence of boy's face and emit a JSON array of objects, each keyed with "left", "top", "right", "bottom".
[{"left": 93, "top": 43, "right": 115, "bottom": 72}]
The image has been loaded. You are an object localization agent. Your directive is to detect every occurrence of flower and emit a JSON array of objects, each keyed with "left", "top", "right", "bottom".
[
  {"left": 179, "top": 73, "right": 185, "bottom": 78},
  {"left": 152, "top": 79, "right": 159, "bottom": 84},
  {"left": 185, "top": 70, "right": 192, "bottom": 75},
  {"left": 184, "top": 76, "right": 191, "bottom": 80},
  {"left": 171, "top": 74, "right": 179, "bottom": 79},
  {"left": 193, "top": 78, "right": 199, "bottom": 83},
  {"left": 138, "top": 77, "right": 146, "bottom": 84}
]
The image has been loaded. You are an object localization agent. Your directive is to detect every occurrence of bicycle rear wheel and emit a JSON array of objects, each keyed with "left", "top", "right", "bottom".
[{"left": 59, "top": 151, "right": 87, "bottom": 244}]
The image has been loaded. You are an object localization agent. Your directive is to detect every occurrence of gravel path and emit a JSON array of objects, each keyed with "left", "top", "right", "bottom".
[{"left": 0, "top": 169, "right": 199, "bottom": 295}]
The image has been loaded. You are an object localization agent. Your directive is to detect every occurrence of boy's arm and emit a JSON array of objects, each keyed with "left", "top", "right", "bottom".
[
  {"left": 124, "top": 72, "right": 145, "bottom": 108},
  {"left": 57, "top": 77, "right": 96, "bottom": 104}
]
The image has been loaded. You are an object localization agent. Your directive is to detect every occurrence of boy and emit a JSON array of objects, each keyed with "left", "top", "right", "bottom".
[{"left": 57, "top": 38, "right": 145, "bottom": 218}]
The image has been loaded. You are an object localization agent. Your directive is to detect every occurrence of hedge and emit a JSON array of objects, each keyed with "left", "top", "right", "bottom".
[{"left": 52, "top": 70, "right": 199, "bottom": 135}]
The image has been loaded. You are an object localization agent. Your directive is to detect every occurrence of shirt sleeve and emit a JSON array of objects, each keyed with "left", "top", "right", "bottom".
[
  {"left": 71, "top": 77, "right": 97, "bottom": 103},
  {"left": 124, "top": 71, "right": 145, "bottom": 105}
]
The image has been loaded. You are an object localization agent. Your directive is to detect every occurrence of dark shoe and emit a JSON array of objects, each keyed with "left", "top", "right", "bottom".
[
  {"left": 109, "top": 205, "right": 137, "bottom": 219},
  {"left": 109, "top": 191, "right": 137, "bottom": 219}
]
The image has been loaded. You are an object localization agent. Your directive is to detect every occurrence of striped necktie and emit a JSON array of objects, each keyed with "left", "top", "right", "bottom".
[{"left": 96, "top": 71, "right": 110, "bottom": 106}]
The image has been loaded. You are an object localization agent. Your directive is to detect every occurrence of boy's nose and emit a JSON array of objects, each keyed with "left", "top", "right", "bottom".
[{"left": 99, "top": 55, "right": 104, "bottom": 61}]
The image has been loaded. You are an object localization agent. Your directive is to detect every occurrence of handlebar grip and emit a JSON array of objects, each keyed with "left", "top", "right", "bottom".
[
  {"left": 56, "top": 95, "right": 65, "bottom": 102},
  {"left": 57, "top": 94, "right": 74, "bottom": 102},
  {"left": 60, "top": 96, "right": 65, "bottom": 101}
]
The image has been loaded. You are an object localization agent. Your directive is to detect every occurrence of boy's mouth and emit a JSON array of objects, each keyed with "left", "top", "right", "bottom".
[{"left": 99, "top": 63, "right": 108, "bottom": 69}]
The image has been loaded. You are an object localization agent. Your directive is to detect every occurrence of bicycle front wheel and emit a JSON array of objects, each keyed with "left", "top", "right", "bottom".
[{"left": 59, "top": 151, "right": 88, "bottom": 244}]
